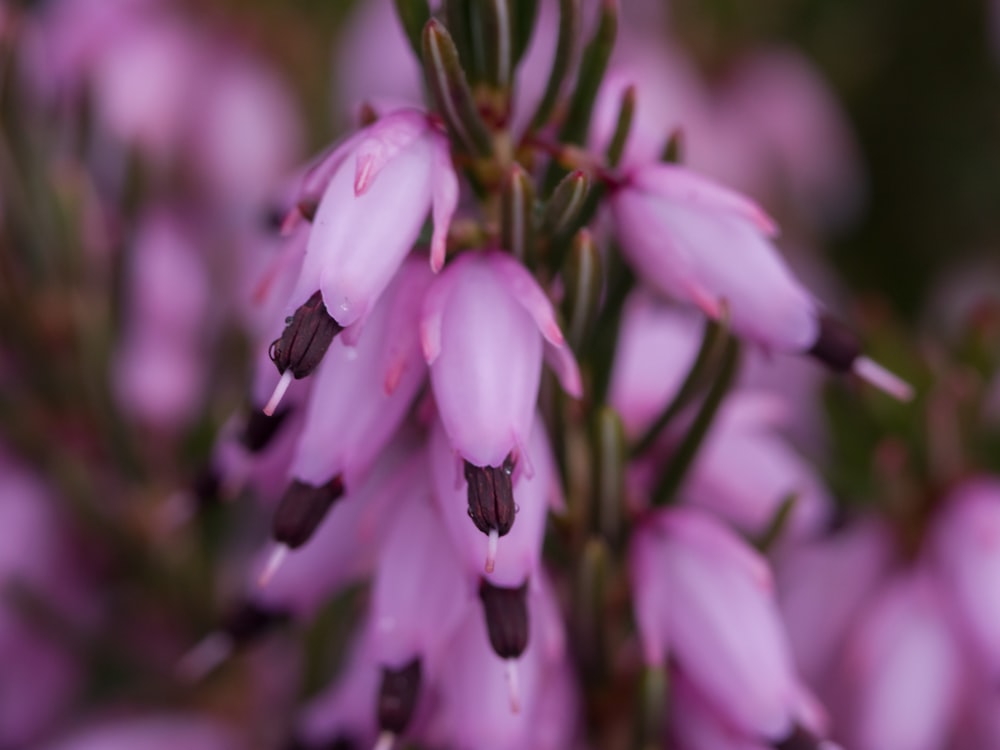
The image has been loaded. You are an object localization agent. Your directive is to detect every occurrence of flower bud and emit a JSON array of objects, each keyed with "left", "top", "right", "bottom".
[
  {"left": 269, "top": 291, "right": 343, "bottom": 379},
  {"left": 479, "top": 579, "right": 530, "bottom": 659},
  {"left": 465, "top": 457, "right": 517, "bottom": 538},
  {"left": 272, "top": 476, "right": 345, "bottom": 548},
  {"left": 377, "top": 658, "right": 422, "bottom": 734}
]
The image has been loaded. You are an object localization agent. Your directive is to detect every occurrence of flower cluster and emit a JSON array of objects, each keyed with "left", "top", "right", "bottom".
[{"left": 5, "top": 0, "right": 1000, "bottom": 749}]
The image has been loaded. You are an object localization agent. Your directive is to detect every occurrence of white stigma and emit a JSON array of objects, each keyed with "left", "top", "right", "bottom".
[
  {"left": 263, "top": 370, "right": 294, "bottom": 416},
  {"left": 373, "top": 730, "right": 395, "bottom": 750},
  {"left": 176, "top": 631, "right": 233, "bottom": 682},
  {"left": 485, "top": 528, "right": 499, "bottom": 574},
  {"left": 258, "top": 544, "right": 289, "bottom": 588},
  {"left": 853, "top": 356, "right": 915, "bottom": 402},
  {"left": 504, "top": 658, "right": 521, "bottom": 714}
]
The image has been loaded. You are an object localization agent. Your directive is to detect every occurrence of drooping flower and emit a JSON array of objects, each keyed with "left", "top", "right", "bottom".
[
  {"left": 629, "top": 507, "right": 804, "bottom": 740},
  {"left": 284, "top": 108, "right": 457, "bottom": 323},
  {"left": 429, "top": 412, "right": 561, "bottom": 579},
  {"left": 420, "top": 250, "right": 580, "bottom": 562},
  {"left": 930, "top": 477, "right": 1000, "bottom": 673},
  {"left": 839, "top": 571, "right": 964, "bottom": 750}
]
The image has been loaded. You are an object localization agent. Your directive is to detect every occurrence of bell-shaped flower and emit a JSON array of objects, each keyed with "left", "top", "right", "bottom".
[
  {"left": 610, "top": 163, "right": 813, "bottom": 351},
  {"left": 427, "top": 575, "right": 567, "bottom": 749},
  {"left": 681, "top": 394, "right": 833, "bottom": 539},
  {"left": 776, "top": 520, "right": 895, "bottom": 687},
  {"left": 296, "top": 621, "right": 381, "bottom": 750},
  {"left": 670, "top": 671, "right": 836, "bottom": 750},
  {"left": 930, "top": 477, "right": 1000, "bottom": 674},
  {"left": 285, "top": 257, "right": 432, "bottom": 491},
  {"left": 607, "top": 290, "right": 704, "bottom": 438},
  {"left": 251, "top": 433, "right": 415, "bottom": 617},
  {"left": 841, "top": 571, "right": 963, "bottom": 750},
  {"left": 421, "top": 250, "right": 582, "bottom": 469},
  {"left": 284, "top": 108, "right": 458, "bottom": 331},
  {"left": 629, "top": 507, "right": 800, "bottom": 739},
  {"left": 369, "top": 458, "right": 472, "bottom": 675},
  {"left": 609, "top": 164, "right": 911, "bottom": 399},
  {"left": 429, "top": 412, "right": 561, "bottom": 580}
]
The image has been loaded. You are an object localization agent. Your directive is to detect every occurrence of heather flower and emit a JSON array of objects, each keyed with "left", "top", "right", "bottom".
[
  {"left": 607, "top": 290, "right": 704, "bottom": 437},
  {"left": 283, "top": 109, "right": 457, "bottom": 324},
  {"left": 111, "top": 210, "right": 210, "bottom": 431},
  {"left": 930, "top": 477, "right": 1000, "bottom": 673},
  {"left": 839, "top": 572, "right": 964, "bottom": 750},
  {"left": 681, "top": 394, "right": 833, "bottom": 538},
  {"left": 429, "top": 412, "right": 560, "bottom": 580},
  {"left": 421, "top": 250, "right": 580, "bottom": 566},
  {"left": 630, "top": 507, "right": 803, "bottom": 739},
  {"left": 776, "top": 521, "right": 895, "bottom": 687},
  {"left": 421, "top": 250, "right": 581, "bottom": 467},
  {"left": 609, "top": 163, "right": 912, "bottom": 399}
]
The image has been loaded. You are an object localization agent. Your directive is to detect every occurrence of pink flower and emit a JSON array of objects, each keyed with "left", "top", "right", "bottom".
[
  {"left": 776, "top": 520, "right": 895, "bottom": 688},
  {"left": 629, "top": 507, "right": 800, "bottom": 738},
  {"left": 369, "top": 458, "right": 472, "bottom": 676},
  {"left": 284, "top": 257, "right": 432, "bottom": 490},
  {"left": 607, "top": 290, "right": 704, "bottom": 438},
  {"left": 930, "top": 477, "right": 1000, "bottom": 673},
  {"left": 610, "top": 163, "right": 912, "bottom": 399},
  {"left": 610, "top": 163, "right": 815, "bottom": 352},
  {"left": 840, "top": 572, "right": 964, "bottom": 750},
  {"left": 429, "top": 412, "right": 561, "bottom": 580},
  {"left": 421, "top": 251, "right": 581, "bottom": 469},
  {"left": 427, "top": 574, "right": 569, "bottom": 749},
  {"left": 285, "top": 109, "right": 458, "bottom": 330},
  {"left": 682, "top": 394, "right": 833, "bottom": 539}
]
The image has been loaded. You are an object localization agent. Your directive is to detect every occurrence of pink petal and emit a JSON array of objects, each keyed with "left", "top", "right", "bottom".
[
  {"left": 489, "top": 252, "right": 582, "bottom": 398},
  {"left": 352, "top": 109, "right": 431, "bottom": 195},
  {"left": 631, "top": 163, "right": 780, "bottom": 237}
]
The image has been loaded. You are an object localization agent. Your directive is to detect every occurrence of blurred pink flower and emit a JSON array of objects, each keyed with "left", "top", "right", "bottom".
[
  {"left": 839, "top": 571, "right": 964, "bottom": 750},
  {"left": 630, "top": 507, "right": 801, "bottom": 739}
]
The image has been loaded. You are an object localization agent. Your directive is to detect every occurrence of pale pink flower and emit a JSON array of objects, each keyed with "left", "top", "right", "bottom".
[
  {"left": 776, "top": 520, "right": 896, "bottom": 688},
  {"left": 252, "top": 436, "right": 413, "bottom": 617},
  {"left": 610, "top": 164, "right": 815, "bottom": 352},
  {"left": 629, "top": 507, "right": 800, "bottom": 739},
  {"left": 285, "top": 109, "right": 458, "bottom": 329},
  {"left": 610, "top": 163, "right": 912, "bottom": 399},
  {"left": 427, "top": 576, "right": 568, "bottom": 749},
  {"left": 429, "top": 412, "right": 562, "bottom": 582},
  {"left": 840, "top": 571, "right": 964, "bottom": 750},
  {"left": 930, "top": 477, "right": 1000, "bottom": 673},
  {"left": 421, "top": 251, "right": 582, "bottom": 469},
  {"left": 111, "top": 210, "right": 210, "bottom": 430},
  {"left": 369, "top": 458, "right": 472, "bottom": 676},
  {"left": 607, "top": 290, "right": 704, "bottom": 438},
  {"left": 682, "top": 394, "right": 833, "bottom": 539},
  {"left": 284, "top": 257, "right": 433, "bottom": 490}
]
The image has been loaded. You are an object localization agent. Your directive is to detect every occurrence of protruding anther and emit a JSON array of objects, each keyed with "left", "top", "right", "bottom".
[
  {"left": 258, "top": 544, "right": 289, "bottom": 587},
  {"left": 504, "top": 658, "right": 521, "bottom": 714},
  {"left": 853, "top": 356, "right": 915, "bottom": 402},
  {"left": 485, "top": 528, "right": 499, "bottom": 574},
  {"left": 176, "top": 631, "right": 234, "bottom": 682},
  {"left": 479, "top": 580, "right": 530, "bottom": 659},
  {"left": 273, "top": 476, "right": 345, "bottom": 548},
  {"left": 372, "top": 731, "right": 395, "bottom": 750},
  {"left": 264, "top": 371, "right": 293, "bottom": 417}
]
